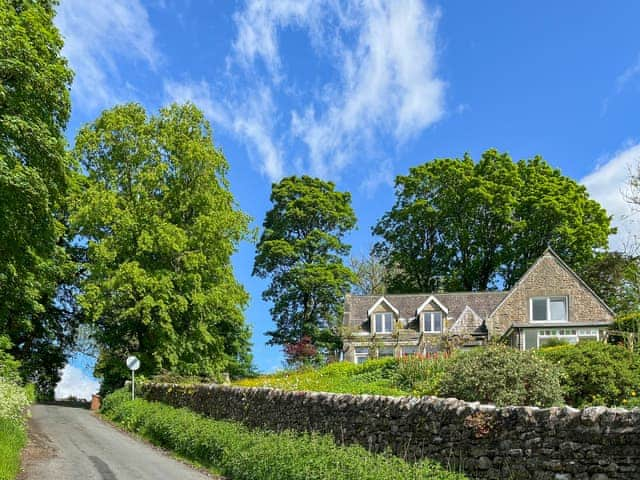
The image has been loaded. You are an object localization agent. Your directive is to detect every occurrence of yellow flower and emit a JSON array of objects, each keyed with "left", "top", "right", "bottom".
[{"left": 632, "top": 391, "right": 637, "bottom": 397}]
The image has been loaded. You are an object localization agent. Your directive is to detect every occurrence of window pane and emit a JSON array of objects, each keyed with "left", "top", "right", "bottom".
[
  {"left": 532, "top": 298, "right": 547, "bottom": 321},
  {"left": 424, "top": 313, "right": 432, "bottom": 331},
  {"left": 550, "top": 298, "right": 566, "bottom": 321},
  {"left": 355, "top": 355, "right": 368, "bottom": 364},
  {"left": 433, "top": 312, "right": 442, "bottom": 332},
  {"left": 384, "top": 313, "right": 393, "bottom": 332},
  {"left": 375, "top": 314, "right": 383, "bottom": 333},
  {"left": 402, "top": 346, "right": 418, "bottom": 356},
  {"left": 379, "top": 347, "right": 394, "bottom": 357},
  {"left": 355, "top": 347, "right": 368, "bottom": 354}
]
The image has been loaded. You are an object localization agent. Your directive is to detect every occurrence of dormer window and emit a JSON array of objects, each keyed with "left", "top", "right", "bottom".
[
  {"left": 422, "top": 311, "right": 442, "bottom": 333},
  {"left": 373, "top": 312, "right": 394, "bottom": 334},
  {"left": 531, "top": 297, "right": 567, "bottom": 322}
]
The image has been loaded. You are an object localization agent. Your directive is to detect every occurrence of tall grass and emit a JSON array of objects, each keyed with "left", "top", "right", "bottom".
[
  {"left": 0, "top": 418, "right": 26, "bottom": 480},
  {"left": 102, "top": 388, "right": 467, "bottom": 480}
]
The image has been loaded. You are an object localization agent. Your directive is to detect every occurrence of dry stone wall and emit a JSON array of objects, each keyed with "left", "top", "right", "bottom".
[{"left": 141, "top": 383, "right": 640, "bottom": 480}]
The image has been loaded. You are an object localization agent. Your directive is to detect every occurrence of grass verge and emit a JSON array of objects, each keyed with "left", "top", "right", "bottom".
[
  {"left": 0, "top": 418, "right": 26, "bottom": 480},
  {"left": 102, "top": 388, "right": 466, "bottom": 480}
]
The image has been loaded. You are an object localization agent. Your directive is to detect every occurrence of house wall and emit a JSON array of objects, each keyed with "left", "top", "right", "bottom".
[
  {"left": 142, "top": 382, "right": 640, "bottom": 479},
  {"left": 489, "top": 253, "right": 614, "bottom": 336}
]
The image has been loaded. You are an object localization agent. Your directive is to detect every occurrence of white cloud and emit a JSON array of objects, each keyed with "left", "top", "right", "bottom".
[
  {"left": 229, "top": 0, "right": 445, "bottom": 181},
  {"left": 581, "top": 143, "right": 640, "bottom": 252},
  {"left": 616, "top": 54, "right": 640, "bottom": 93},
  {"left": 164, "top": 79, "right": 284, "bottom": 180},
  {"left": 55, "top": 364, "right": 100, "bottom": 401},
  {"left": 55, "top": 0, "right": 159, "bottom": 112}
]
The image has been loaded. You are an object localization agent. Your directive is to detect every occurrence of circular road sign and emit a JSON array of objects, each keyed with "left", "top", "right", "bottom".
[{"left": 126, "top": 355, "right": 140, "bottom": 371}]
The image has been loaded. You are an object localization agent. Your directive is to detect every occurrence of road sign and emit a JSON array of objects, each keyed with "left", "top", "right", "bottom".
[
  {"left": 126, "top": 356, "right": 140, "bottom": 371},
  {"left": 126, "top": 356, "right": 140, "bottom": 400}
]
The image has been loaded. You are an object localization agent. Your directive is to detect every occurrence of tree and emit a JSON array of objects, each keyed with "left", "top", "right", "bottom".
[
  {"left": 253, "top": 176, "right": 356, "bottom": 361},
  {"left": 374, "top": 150, "right": 613, "bottom": 292},
  {"left": 579, "top": 252, "right": 640, "bottom": 315},
  {"left": 350, "top": 253, "right": 388, "bottom": 295},
  {"left": 71, "top": 103, "right": 253, "bottom": 393},
  {"left": 0, "top": 0, "right": 78, "bottom": 396}
]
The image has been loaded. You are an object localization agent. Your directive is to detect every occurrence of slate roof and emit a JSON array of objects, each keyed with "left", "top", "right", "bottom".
[{"left": 344, "top": 291, "right": 508, "bottom": 330}]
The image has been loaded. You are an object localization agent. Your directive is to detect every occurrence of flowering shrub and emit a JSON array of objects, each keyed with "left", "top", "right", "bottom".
[
  {"left": 394, "top": 352, "right": 453, "bottom": 396},
  {"left": 0, "top": 379, "right": 29, "bottom": 424},
  {"left": 438, "top": 345, "right": 564, "bottom": 407},
  {"left": 539, "top": 341, "right": 640, "bottom": 407}
]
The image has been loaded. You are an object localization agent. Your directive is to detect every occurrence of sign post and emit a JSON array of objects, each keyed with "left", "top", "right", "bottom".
[{"left": 126, "top": 355, "right": 140, "bottom": 400}]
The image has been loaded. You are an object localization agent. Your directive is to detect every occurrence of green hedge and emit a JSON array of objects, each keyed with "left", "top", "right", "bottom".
[
  {"left": 102, "top": 389, "right": 466, "bottom": 480},
  {"left": 539, "top": 341, "right": 640, "bottom": 407}
]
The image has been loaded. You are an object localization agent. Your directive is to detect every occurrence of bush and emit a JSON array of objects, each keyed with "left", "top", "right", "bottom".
[
  {"left": 539, "top": 341, "right": 640, "bottom": 407},
  {"left": 394, "top": 353, "right": 453, "bottom": 396},
  {"left": 438, "top": 345, "right": 564, "bottom": 407},
  {"left": 102, "top": 389, "right": 466, "bottom": 480}
]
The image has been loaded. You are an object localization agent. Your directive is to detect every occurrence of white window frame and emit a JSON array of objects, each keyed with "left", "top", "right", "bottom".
[
  {"left": 530, "top": 296, "right": 568, "bottom": 322},
  {"left": 373, "top": 312, "right": 394, "bottom": 334},
  {"left": 536, "top": 328, "right": 600, "bottom": 348},
  {"left": 422, "top": 311, "right": 443, "bottom": 333},
  {"left": 353, "top": 347, "right": 369, "bottom": 364}
]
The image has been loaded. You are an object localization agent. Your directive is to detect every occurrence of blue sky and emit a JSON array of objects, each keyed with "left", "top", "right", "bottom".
[{"left": 52, "top": 0, "right": 640, "bottom": 396}]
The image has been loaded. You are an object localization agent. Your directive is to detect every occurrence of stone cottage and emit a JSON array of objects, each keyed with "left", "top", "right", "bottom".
[{"left": 342, "top": 248, "right": 615, "bottom": 363}]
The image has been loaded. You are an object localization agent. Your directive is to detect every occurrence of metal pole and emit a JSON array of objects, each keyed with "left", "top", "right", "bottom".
[{"left": 132, "top": 370, "right": 135, "bottom": 401}]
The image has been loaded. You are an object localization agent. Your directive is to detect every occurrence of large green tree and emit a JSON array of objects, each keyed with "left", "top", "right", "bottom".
[
  {"left": 0, "top": 0, "right": 78, "bottom": 396},
  {"left": 374, "top": 150, "right": 613, "bottom": 292},
  {"left": 253, "top": 176, "right": 356, "bottom": 360},
  {"left": 71, "top": 103, "right": 253, "bottom": 392}
]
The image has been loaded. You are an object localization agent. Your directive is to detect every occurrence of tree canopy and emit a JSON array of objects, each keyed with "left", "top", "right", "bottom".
[
  {"left": 71, "top": 103, "right": 253, "bottom": 392},
  {"left": 253, "top": 176, "right": 356, "bottom": 361},
  {"left": 0, "top": 0, "right": 78, "bottom": 396},
  {"left": 373, "top": 149, "right": 613, "bottom": 293}
]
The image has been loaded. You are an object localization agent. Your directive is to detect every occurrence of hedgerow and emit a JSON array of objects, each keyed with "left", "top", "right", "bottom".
[{"left": 102, "top": 388, "right": 466, "bottom": 480}]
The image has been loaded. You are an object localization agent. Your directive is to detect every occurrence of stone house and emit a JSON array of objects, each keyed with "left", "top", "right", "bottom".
[{"left": 342, "top": 248, "right": 615, "bottom": 363}]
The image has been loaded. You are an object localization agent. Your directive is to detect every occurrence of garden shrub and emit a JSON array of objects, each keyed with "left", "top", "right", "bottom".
[
  {"left": 102, "top": 388, "right": 466, "bottom": 480},
  {"left": 539, "top": 341, "right": 640, "bottom": 407},
  {"left": 438, "top": 345, "right": 564, "bottom": 407},
  {"left": 394, "top": 353, "right": 453, "bottom": 396}
]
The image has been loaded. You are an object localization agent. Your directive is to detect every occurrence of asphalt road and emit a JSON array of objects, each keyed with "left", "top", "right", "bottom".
[{"left": 19, "top": 404, "right": 212, "bottom": 480}]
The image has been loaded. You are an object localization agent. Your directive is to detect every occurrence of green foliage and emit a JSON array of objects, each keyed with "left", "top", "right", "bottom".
[
  {"left": 373, "top": 150, "right": 612, "bottom": 292},
  {"left": 71, "top": 103, "right": 253, "bottom": 393},
  {"left": 0, "top": 375, "right": 31, "bottom": 480},
  {"left": 539, "top": 341, "right": 640, "bottom": 407},
  {"left": 0, "top": 418, "right": 26, "bottom": 480},
  {"left": 394, "top": 353, "right": 453, "bottom": 397},
  {"left": 0, "top": 0, "right": 78, "bottom": 397},
  {"left": 438, "top": 345, "right": 564, "bottom": 407},
  {"left": 235, "top": 358, "right": 406, "bottom": 396},
  {"left": 102, "top": 389, "right": 465, "bottom": 480},
  {"left": 253, "top": 176, "right": 356, "bottom": 360},
  {"left": 579, "top": 252, "right": 640, "bottom": 315},
  {"left": 0, "top": 337, "right": 20, "bottom": 384}
]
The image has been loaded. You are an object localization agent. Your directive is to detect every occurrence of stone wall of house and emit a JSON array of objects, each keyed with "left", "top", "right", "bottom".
[
  {"left": 141, "top": 382, "right": 640, "bottom": 479},
  {"left": 490, "top": 252, "right": 614, "bottom": 336}
]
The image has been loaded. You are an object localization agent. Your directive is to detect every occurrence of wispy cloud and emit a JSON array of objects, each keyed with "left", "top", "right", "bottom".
[
  {"left": 55, "top": 0, "right": 159, "bottom": 112},
  {"left": 55, "top": 364, "right": 100, "bottom": 401},
  {"left": 163, "top": 79, "right": 284, "bottom": 180},
  {"left": 226, "top": 0, "right": 445, "bottom": 182},
  {"left": 616, "top": 54, "right": 640, "bottom": 93},
  {"left": 581, "top": 142, "right": 640, "bottom": 252}
]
